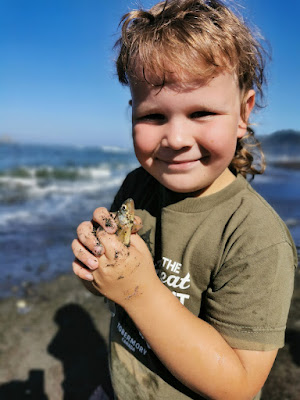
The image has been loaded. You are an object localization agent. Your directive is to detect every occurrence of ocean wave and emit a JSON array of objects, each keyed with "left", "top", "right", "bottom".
[
  {"left": 0, "top": 164, "right": 113, "bottom": 181},
  {"left": 0, "top": 174, "right": 123, "bottom": 204},
  {"left": 0, "top": 174, "right": 126, "bottom": 229},
  {"left": 0, "top": 162, "right": 137, "bottom": 205},
  {"left": 101, "top": 145, "right": 133, "bottom": 154}
]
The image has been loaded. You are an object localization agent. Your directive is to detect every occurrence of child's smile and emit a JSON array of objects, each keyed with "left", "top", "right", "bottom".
[{"left": 131, "top": 72, "right": 255, "bottom": 196}]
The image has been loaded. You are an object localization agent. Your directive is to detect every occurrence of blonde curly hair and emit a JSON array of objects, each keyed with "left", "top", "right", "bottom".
[{"left": 115, "top": 0, "right": 268, "bottom": 177}]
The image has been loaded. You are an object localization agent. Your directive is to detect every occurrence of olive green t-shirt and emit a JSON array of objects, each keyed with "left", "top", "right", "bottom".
[{"left": 109, "top": 168, "right": 297, "bottom": 400}]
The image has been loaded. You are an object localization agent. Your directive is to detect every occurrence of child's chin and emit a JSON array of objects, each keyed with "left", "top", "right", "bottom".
[{"left": 160, "top": 178, "right": 204, "bottom": 194}]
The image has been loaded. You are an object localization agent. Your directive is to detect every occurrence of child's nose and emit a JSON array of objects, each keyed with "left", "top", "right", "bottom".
[{"left": 161, "top": 120, "right": 194, "bottom": 150}]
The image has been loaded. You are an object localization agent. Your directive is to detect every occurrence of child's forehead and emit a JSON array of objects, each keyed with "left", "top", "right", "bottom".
[
  {"left": 129, "top": 69, "right": 239, "bottom": 97},
  {"left": 128, "top": 60, "right": 239, "bottom": 91},
  {"left": 129, "top": 72, "right": 243, "bottom": 113}
]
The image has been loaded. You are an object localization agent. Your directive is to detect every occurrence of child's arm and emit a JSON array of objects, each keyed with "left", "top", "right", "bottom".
[{"left": 72, "top": 223, "right": 277, "bottom": 400}]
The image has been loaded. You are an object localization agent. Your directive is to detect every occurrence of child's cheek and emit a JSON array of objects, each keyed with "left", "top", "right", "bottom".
[
  {"left": 202, "top": 126, "right": 237, "bottom": 159},
  {"left": 133, "top": 126, "right": 158, "bottom": 158}
]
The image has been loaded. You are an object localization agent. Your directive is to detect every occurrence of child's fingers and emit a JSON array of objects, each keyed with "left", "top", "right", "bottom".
[
  {"left": 77, "top": 221, "right": 104, "bottom": 256},
  {"left": 71, "top": 239, "right": 99, "bottom": 271},
  {"left": 93, "top": 207, "right": 117, "bottom": 234},
  {"left": 72, "top": 258, "right": 94, "bottom": 281},
  {"left": 97, "top": 230, "right": 129, "bottom": 261}
]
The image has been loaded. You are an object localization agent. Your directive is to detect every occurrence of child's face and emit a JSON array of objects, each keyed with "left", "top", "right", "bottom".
[{"left": 130, "top": 72, "right": 255, "bottom": 196}]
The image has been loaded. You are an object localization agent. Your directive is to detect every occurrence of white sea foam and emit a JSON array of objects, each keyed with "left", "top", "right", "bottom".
[
  {"left": 101, "top": 145, "right": 132, "bottom": 154},
  {"left": 87, "top": 166, "right": 111, "bottom": 179},
  {"left": 0, "top": 209, "right": 36, "bottom": 226},
  {"left": 0, "top": 175, "right": 36, "bottom": 187}
]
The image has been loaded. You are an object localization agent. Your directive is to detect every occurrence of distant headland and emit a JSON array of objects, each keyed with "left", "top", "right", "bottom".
[
  {"left": 258, "top": 129, "right": 300, "bottom": 169},
  {"left": 259, "top": 129, "right": 300, "bottom": 147}
]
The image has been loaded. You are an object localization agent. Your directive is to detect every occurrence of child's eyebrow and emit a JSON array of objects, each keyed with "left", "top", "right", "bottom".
[
  {"left": 134, "top": 102, "right": 225, "bottom": 115},
  {"left": 132, "top": 104, "right": 162, "bottom": 114}
]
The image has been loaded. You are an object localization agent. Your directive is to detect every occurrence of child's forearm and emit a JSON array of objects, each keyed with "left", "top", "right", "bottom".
[{"left": 122, "top": 278, "right": 264, "bottom": 400}]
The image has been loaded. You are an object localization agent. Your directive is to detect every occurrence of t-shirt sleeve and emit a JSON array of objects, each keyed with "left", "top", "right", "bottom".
[{"left": 204, "top": 241, "right": 295, "bottom": 351}]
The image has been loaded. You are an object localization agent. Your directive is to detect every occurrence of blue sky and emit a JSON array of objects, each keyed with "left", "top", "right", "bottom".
[{"left": 0, "top": 0, "right": 299, "bottom": 148}]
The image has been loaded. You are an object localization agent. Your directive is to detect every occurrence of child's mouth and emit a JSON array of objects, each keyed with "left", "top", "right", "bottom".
[{"left": 159, "top": 158, "right": 206, "bottom": 171}]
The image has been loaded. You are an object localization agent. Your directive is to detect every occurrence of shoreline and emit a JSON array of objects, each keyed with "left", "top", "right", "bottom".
[{"left": 0, "top": 270, "right": 299, "bottom": 399}]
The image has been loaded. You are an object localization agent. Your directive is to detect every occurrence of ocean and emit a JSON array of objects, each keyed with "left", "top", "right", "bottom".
[
  {"left": 1, "top": 142, "right": 299, "bottom": 298},
  {"left": 0, "top": 143, "right": 138, "bottom": 298}
]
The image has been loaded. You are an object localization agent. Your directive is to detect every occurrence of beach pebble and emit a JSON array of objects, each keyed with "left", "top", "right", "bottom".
[{"left": 16, "top": 299, "right": 31, "bottom": 314}]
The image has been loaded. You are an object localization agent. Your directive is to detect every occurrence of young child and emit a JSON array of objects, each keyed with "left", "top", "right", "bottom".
[{"left": 72, "top": 1, "right": 297, "bottom": 399}]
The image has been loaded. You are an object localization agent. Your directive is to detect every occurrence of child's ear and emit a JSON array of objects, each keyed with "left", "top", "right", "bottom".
[{"left": 237, "top": 90, "right": 256, "bottom": 138}]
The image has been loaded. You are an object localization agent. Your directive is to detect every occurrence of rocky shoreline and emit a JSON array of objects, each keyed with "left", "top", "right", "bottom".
[{"left": 0, "top": 270, "right": 299, "bottom": 399}]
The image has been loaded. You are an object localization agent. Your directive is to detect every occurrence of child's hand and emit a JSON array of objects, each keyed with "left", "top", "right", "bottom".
[
  {"left": 71, "top": 207, "right": 142, "bottom": 283},
  {"left": 88, "top": 230, "right": 157, "bottom": 306},
  {"left": 80, "top": 207, "right": 119, "bottom": 256}
]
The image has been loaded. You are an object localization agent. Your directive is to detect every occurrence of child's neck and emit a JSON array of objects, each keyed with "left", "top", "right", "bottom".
[
  {"left": 162, "top": 168, "right": 237, "bottom": 205},
  {"left": 195, "top": 168, "right": 236, "bottom": 198}
]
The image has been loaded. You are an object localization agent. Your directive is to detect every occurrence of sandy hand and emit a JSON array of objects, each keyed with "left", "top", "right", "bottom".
[{"left": 72, "top": 199, "right": 142, "bottom": 294}]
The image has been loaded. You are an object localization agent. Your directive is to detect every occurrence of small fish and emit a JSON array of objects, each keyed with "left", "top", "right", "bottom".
[
  {"left": 115, "top": 198, "right": 135, "bottom": 246},
  {"left": 92, "top": 198, "right": 135, "bottom": 246}
]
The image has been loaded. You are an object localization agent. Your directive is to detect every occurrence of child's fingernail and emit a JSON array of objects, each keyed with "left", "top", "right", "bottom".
[
  {"left": 87, "top": 259, "right": 98, "bottom": 269},
  {"left": 104, "top": 216, "right": 117, "bottom": 231},
  {"left": 105, "top": 224, "right": 117, "bottom": 234},
  {"left": 86, "top": 273, "right": 94, "bottom": 281},
  {"left": 93, "top": 244, "right": 103, "bottom": 256}
]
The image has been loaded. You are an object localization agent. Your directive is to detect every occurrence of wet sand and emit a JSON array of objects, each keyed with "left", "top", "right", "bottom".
[{"left": 0, "top": 269, "right": 299, "bottom": 400}]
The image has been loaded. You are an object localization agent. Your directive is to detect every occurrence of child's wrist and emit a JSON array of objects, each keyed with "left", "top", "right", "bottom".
[
  {"left": 121, "top": 273, "right": 163, "bottom": 313},
  {"left": 121, "top": 276, "right": 175, "bottom": 324}
]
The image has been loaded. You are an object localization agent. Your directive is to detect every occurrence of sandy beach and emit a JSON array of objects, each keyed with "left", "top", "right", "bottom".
[{"left": 0, "top": 267, "right": 299, "bottom": 400}]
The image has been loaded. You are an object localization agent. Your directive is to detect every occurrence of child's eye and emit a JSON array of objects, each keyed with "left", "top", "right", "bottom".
[
  {"left": 138, "top": 113, "right": 165, "bottom": 122},
  {"left": 190, "top": 111, "right": 216, "bottom": 119}
]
